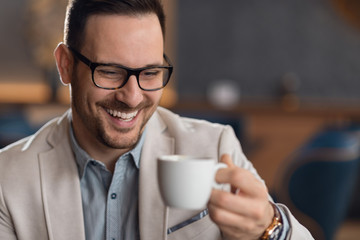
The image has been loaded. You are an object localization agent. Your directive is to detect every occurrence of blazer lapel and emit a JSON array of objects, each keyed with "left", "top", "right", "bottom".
[
  {"left": 138, "top": 111, "right": 175, "bottom": 240},
  {"left": 38, "top": 114, "right": 85, "bottom": 240}
]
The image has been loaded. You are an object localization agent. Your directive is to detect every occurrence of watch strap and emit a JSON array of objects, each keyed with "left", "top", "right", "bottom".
[{"left": 260, "top": 203, "right": 283, "bottom": 240}]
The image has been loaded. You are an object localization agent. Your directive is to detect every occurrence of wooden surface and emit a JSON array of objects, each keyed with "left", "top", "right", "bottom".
[
  {"left": 246, "top": 114, "right": 327, "bottom": 190},
  {"left": 335, "top": 220, "right": 360, "bottom": 240},
  {"left": 0, "top": 82, "right": 51, "bottom": 104}
]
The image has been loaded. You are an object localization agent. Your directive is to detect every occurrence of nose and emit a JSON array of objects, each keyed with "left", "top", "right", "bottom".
[{"left": 114, "top": 75, "right": 143, "bottom": 107}]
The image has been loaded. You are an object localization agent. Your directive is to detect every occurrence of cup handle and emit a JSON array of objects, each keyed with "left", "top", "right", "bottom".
[{"left": 213, "top": 162, "right": 228, "bottom": 189}]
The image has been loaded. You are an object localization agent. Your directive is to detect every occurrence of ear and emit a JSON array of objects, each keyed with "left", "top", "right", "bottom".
[{"left": 54, "top": 43, "right": 74, "bottom": 85}]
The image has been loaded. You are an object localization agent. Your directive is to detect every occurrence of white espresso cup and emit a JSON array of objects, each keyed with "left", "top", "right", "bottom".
[{"left": 157, "top": 155, "right": 227, "bottom": 210}]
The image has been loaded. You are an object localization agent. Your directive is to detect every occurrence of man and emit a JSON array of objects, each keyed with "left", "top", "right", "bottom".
[{"left": 0, "top": 0, "right": 313, "bottom": 239}]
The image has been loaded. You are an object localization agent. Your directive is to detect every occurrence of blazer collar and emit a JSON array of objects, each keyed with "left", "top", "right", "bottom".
[
  {"left": 39, "top": 109, "right": 174, "bottom": 240},
  {"left": 39, "top": 110, "right": 86, "bottom": 240},
  {"left": 138, "top": 109, "right": 175, "bottom": 240}
]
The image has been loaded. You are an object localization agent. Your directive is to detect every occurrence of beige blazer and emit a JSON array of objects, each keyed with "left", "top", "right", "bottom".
[{"left": 0, "top": 107, "right": 312, "bottom": 240}]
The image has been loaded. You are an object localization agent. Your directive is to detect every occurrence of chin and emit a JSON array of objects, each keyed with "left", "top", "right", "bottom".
[{"left": 100, "top": 128, "right": 141, "bottom": 150}]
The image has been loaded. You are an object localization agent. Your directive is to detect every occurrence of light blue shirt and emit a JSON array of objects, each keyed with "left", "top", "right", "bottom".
[
  {"left": 69, "top": 123, "right": 145, "bottom": 240},
  {"left": 275, "top": 204, "right": 290, "bottom": 239}
]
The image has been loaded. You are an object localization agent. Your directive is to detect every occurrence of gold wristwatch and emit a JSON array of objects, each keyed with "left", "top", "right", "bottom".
[{"left": 260, "top": 203, "right": 283, "bottom": 240}]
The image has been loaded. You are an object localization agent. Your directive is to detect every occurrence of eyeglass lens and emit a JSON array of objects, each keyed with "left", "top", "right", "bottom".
[{"left": 93, "top": 65, "right": 170, "bottom": 90}]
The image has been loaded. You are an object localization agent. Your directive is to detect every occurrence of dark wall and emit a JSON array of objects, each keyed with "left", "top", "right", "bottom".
[
  {"left": 177, "top": 0, "right": 360, "bottom": 101},
  {"left": 0, "top": 0, "right": 37, "bottom": 79},
  {"left": 0, "top": 0, "right": 66, "bottom": 83}
]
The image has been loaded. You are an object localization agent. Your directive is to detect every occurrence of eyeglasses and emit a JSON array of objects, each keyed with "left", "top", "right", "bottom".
[{"left": 68, "top": 46, "right": 173, "bottom": 91}]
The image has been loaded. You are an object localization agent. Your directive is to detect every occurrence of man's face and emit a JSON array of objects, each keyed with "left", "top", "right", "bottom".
[{"left": 70, "top": 14, "right": 164, "bottom": 156}]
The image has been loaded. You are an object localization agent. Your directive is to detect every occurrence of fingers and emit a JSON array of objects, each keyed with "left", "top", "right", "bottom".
[
  {"left": 216, "top": 166, "right": 267, "bottom": 198},
  {"left": 208, "top": 190, "right": 274, "bottom": 239},
  {"left": 207, "top": 207, "right": 263, "bottom": 238},
  {"left": 209, "top": 189, "right": 269, "bottom": 219},
  {"left": 208, "top": 195, "right": 273, "bottom": 239},
  {"left": 210, "top": 154, "right": 274, "bottom": 239},
  {"left": 207, "top": 205, "right": 251, "bottom": 232}
]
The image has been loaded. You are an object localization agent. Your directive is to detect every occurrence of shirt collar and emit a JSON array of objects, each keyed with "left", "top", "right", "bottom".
[{"left": 68, "top": 116, "right": 146, "bottom": 178}]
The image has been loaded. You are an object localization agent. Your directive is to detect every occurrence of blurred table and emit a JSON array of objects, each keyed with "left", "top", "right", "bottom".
[{"left": 0, "top": 82, "right": 51, "bottom": 104}]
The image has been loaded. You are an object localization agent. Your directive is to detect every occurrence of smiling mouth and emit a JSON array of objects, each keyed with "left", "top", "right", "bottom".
[{"left": 106, "top": 108, "right": 138, "bottom": 122}]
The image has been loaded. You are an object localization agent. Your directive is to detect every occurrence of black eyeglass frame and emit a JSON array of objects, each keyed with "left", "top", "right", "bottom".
[{"left": 68, "top": 46, "right": 173, "bottom": 91}]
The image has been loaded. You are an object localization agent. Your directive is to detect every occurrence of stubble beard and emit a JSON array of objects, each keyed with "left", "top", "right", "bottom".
[{"left": 71, "top": 79, "right": 155, "bottom": 151}]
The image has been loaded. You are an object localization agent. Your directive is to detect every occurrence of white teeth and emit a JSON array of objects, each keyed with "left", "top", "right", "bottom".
[{"left": 106, "top": 109, "right": 138, "bottom": 121}]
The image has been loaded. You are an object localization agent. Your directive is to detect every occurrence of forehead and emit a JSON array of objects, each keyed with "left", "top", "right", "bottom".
[{"left": 82, "top": 14, "right": 164, "bottom": 65}]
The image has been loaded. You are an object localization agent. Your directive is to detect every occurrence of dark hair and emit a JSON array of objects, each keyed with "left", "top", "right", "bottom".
[{"left": 64, "top": 0, "right": 166, "bottom": 50}]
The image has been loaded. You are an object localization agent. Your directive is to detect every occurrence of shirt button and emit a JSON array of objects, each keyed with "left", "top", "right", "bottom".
[{"left": 111, "top": 193, "right": 117, "bottom": 199}]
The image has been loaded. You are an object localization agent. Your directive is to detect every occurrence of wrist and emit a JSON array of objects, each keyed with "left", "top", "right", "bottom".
[{"left": 260, "top": 203, "right": 283, "bottom": 240}]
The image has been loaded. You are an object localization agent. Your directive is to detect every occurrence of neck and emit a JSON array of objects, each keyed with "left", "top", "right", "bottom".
[{"left": 72, "top": 128, "right": 127, "bottom": 174}]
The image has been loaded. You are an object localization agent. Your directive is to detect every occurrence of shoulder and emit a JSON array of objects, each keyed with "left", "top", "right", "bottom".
[
  {"left": 152, "top": 107, "right": 240, "bottom": 155},
  {"left": 153, "top": 107, "right": 253, "bottom": 169},
  {"left": 154, "top": 106, "right": 233, "bottom": 136},
  {"left": 0, "top": 110, "right": 71, "bottom": 173}
]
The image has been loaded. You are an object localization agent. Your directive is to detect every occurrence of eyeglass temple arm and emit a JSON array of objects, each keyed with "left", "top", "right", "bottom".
[{"left": 67, "top": 46, "right": 92, "bottom": 67}]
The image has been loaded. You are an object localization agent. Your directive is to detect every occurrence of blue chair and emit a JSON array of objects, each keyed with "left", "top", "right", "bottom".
[
  {"left": 343, "top": 124, "right": 360, "bottom": 220},
  {"left": 0, "top": 110, "right": 39, "bottom": 148},
  {"left": 273, "top": 128, "right": 360, "bottom": 240}
]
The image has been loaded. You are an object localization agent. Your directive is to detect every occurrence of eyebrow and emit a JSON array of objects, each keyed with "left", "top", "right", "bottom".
[{"left": 96, "top": 60, "right": 165, "bottom": 69}]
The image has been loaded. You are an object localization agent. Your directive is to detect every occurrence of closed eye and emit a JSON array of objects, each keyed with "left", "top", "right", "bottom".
[
  {"left": 141, "top": 69, "right": 162, "bottom": 79},
  {"left": 96, "top": 66, "right": 126, "bottom": 80}
]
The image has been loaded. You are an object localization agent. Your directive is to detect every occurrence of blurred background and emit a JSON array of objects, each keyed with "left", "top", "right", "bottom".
[{"left": 1, "top": 0, "right": 360, "bottom": 239}]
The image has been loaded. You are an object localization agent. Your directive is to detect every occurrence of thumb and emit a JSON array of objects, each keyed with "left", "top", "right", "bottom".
[
  {"left": 220, "top": 154, "right": 235, "bottom": 168},
  {"left": 219, "top": 154, "right": 238, "bottom": 194}
]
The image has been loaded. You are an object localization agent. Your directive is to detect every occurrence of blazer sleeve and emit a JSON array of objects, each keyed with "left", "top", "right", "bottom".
[{"left": 218, "top": 125, "right": 314, "bottom": 239}]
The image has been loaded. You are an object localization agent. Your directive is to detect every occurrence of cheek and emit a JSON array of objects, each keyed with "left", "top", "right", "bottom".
[
  {"left": 147, "top": 90, "right": 163, "bottom": 104},
  {"left": 71, "top": 70, "right": 103, "bottom": 108},
  {"left": 78, "top": 72, "right": 106, "bottom": 99},
  {"left": 87, "top": 88, "right": 106, "bottom": 102}
]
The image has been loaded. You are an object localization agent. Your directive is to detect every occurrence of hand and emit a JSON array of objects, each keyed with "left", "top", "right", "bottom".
[{"left": 207, "top": 154, "right": 274, "bottom": 240}]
